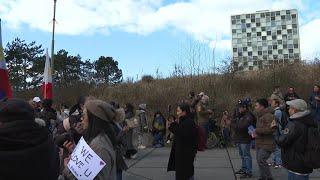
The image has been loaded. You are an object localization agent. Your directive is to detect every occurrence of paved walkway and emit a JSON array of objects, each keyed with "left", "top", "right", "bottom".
[{"left": 123, "top": 147, "right": 320, "bottom": 180}]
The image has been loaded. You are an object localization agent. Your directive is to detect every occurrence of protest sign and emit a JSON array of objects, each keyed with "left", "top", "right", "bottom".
[{"left": 67, "top": 137, "right": 106, "bottom": 180}]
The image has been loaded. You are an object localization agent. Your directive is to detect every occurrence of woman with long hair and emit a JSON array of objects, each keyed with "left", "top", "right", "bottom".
[{"left": 63, "top": 100, "right": 117, "bottom": 180}]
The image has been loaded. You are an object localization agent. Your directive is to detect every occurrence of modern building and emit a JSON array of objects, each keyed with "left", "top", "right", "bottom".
[{"left": 231, "top": 9, "right": 300, "bottom": 71}]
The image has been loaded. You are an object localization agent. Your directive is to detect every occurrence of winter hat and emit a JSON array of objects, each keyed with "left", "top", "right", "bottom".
[
  {"left": 85, "top": 100, "right": 115, "bottom": 123},
  {"left": 32, "top": 97, "right": 41, "bottom": 103},
  {"left": 286, "top": 99, "right": 308, "bottom": 112},
  {"left": 270, "top": 94, "right": 282, "bottom": 102},
  {"left": 0, "top": 98, "right": 35, "bottom": 123},
  {"left": 139, "top": 104, "right": 147, "bottom": 110}
]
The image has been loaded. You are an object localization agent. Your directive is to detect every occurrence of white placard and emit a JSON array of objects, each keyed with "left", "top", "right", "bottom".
[{"left": 67, "top": 137, "right": 106, "bottom": 180}]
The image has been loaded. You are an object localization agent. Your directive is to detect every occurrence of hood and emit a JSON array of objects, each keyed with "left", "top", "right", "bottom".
[
  {"left": 136, "top": 109, "right": 145, "bottom": 115},
  {"left": 290, "top": 111, "right": 317, "bottom": 127}
]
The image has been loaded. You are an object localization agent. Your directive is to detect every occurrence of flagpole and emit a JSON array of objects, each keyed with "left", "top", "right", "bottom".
[{"left": 51, "top": 0, "right": 57, "bottom": 98}]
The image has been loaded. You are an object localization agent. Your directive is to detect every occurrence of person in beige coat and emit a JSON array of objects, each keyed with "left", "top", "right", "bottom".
[{"left": 63, "top": 100, "right": 117, "bottom": 180}]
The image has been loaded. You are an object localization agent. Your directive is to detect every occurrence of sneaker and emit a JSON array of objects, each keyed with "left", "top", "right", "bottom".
[
  {"left": 166, "top": 140, "right": 171, "bottom": 144},
  {"left": 130, "top": 154, "right": 137, "bottom": 159},
  {"left": 138, "top": 145, "right": 146, "bottom": 149},
  {"left": 274, "top": 165, "right": 282, "bottom": 169},
  {"left": 240, "top": 173, "right": 252, "bottom": 178},
  {"left": 268, "top": 162, "right": 274, "bottom": 167},
  {"left": 235, "top": 169, "right": 245, "bottom": 175}
]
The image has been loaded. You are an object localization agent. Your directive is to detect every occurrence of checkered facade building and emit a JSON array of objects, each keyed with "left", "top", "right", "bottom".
[{"left": 231, "top": 9, "right": 300, "bottom": 71}]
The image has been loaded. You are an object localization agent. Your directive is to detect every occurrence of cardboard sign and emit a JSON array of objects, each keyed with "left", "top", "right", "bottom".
[{"left": 67, "top": 137, "right": 106, "bottom": 180}]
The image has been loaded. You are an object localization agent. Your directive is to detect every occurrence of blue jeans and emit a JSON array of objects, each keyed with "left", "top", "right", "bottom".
[
  {"left": 237, "top": 143, "right": 252, "bottom": 174},
  {"left": 273, "top": 145, "right": 282, "bottom": 165},
  {"left": 153, "top": 132, "right": 164, "bottom": 146},
  {"left": 288, "top": 171, "right": 309, "bottom": 180}
]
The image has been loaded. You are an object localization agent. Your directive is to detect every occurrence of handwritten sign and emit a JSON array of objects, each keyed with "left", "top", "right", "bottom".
[{"left": 67, "top": 137, "right": 106, "bottom": 180}]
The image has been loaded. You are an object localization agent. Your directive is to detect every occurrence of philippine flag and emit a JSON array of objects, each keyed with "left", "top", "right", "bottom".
[
  {"left": 0, "top": 19, "right": 13, "bottom": 99},
  {"left": 42, "top": 49, "right": 53, "bottom": 99}
]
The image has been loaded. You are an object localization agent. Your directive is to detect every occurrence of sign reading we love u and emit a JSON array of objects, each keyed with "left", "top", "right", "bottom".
[{"left": 68, "top": 137, "right": 106, "bottom": 180}]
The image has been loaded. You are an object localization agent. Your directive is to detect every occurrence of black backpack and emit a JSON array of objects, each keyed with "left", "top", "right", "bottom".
[{"left": 303, "top": 122, "right": 320, "bottom": 169}]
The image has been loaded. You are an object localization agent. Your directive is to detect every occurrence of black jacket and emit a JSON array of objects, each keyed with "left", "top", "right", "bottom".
[
  {"left": 167, "top": 115, "right": 198, "bottom": 180},
  {"left": 0, "top": 121, "right": 60, "bottom": 180},
  {"left": 231, "top": 111, "right": 254, "bottom": 144},
  {"left": 284, "top": 92, "right": 300, "bottom": 102},
  {"left": 274, "top": 112, "right": 317, "bottom": 174}
]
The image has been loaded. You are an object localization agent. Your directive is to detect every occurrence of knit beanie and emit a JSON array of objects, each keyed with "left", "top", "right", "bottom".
[
  {"left": 0, "top": 98, "right": 35, "bottom": 123},
  {"left": 85, "top": 100, "right": 115, "bottom": 123}
]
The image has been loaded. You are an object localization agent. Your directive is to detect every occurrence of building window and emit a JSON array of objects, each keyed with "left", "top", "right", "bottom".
[
  {"left": 243, "top": 47, "right": 247, "bottom": 51},
  {"left": 267, "top": 31, "right": 271, "bottom": 35},
  {"left": 251, "top": 19, "right": 255, "bottom": 23},
  {"left": 282, "top": 25, "right": 286, "bottom": 29},
  {"left": 271, "top": 16, "right": 275, "bottom": 21},
  {"left": 278, "top": 40, "right": 282, "bottom": 44},
  {"left": 262, "top": 36, "right": 266, "bottom": 40},
  {"left": 236, "top": 15, "right": 240, "bottom": 19},
  {"left": 233, "top": 48, "right": 237, "bottom": 52},
  {"left": 247, "top": 33, "right": 251, "bottom": 37},
  {"left": 289, "top": 49, "right": 294, "bottom": 53},
  {"left": 246, "top": 23, "right": 251, "bottom": 28},
  {"left": 287, "top": 29, "right": 292, "bottom": 34},
  {"left": 273, "top": 45, "right": 277, "bottom": 49},
  {"left": 294, "top": 44, "right": 298, "bottom": 48},
  {"left": 272, "top": 36, "right": 276, "bottom": 40},
  {"left": 248, "top": 51, "right": 252, "bottom": 56},
  {"left": 281, "top": 15, "right": 285, "bottom": 20},
  {"left": 278, "top": 49, "right": 283, "bottom": 54},
  {"left": 261, "top": 27, "right": 266, "bottom": 31},
  {"left": 256, "top": 22, "right": 261, "bottom": 27},
  {"left": 232, "top": 29, "right": 236, "bottom": 33},
  {"left": 268, "top": 50, "right": 272, "bottom": 54},
  {"left": 277, "top": 30, "right": 281, "bottom": 35},
  {"left": 286, "top": 10, "right": 290, "bottom": 14},
  {"left": 232, "top": 20, "right": 236, "bottom": 24},
  {"left": 258, "top": 51, "right": 262, "bottom": 55},
  {"left": 249, "top": 66, "right": 253, "bottom": 70},
  {"left": 292, "top": 14, "right": 297, "bottom": 19},
  {"left": 283, "top": 44, "right": 287, "bottom": 49},
  {"left": 276, "top": 11, "right": 280, "bottom": 15},
  {"left": 241, "top": 19, "right": 245, "bottom": 23},
  {"left": 257, "top": 32, "right": 261, "bottom": 36},
  {"left": 238, "top": 52, "right": 243, "bottom": 56}
]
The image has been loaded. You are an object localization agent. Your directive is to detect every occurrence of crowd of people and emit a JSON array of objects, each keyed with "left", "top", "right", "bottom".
[{"left": 0, "top": 85, "right": 319, "bottom": 180}]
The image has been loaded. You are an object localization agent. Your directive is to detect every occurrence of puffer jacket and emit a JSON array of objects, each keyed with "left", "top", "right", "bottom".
[
  {"left": 230, "top": 111, "right": 254, "bottom": 144},
  {"left": 255, "top": 107, "right": 276, "bottom": 152},
  {"left": 274, "top": 111, "right": 317, "bottom": 174}
]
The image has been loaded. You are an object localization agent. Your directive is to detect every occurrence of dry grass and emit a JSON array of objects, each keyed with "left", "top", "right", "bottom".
[{"left": 15, "top": 62, "right": 320, "bottom": 118}]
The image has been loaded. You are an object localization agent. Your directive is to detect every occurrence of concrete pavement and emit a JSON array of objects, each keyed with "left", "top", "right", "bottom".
[{"left": 123, "top": 147, "right": 320, "bottom": 180}]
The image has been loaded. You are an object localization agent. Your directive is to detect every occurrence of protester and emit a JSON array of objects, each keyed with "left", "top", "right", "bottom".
[
  {"left": 63, "top": 100, "right": 117, "bottom": 180},
  {"left": 254, "top": 99, "right": 276, "bottom": 180},
  {"left": 166, "top": 115, "right": 176, "bottom": 144},
  {"left": 123, "top": 103, "right": 138, "bottom": 159},
  {"left": 231, "top": 101, "right": 254, "bottom": 178},
  {"left": 196, "top": 104, "right": 210, "bottom": 146},
  {"left": 284, "top": 87, "right": 300, "bottom": 102},
  {"left": 136, "top": 103, "right": 148, "bottom": 149},
  {"left": 309, "top": 85, "right": 320, "bottom": 122},
  {"left": 271, "top": 86, "right": 284, "bottom": 104},
  {"left": 113, "top": 107, "right": 129, "bottom": 180},
  {"left": 39, "top": 99, "right": 58, "bottom": 133},
  {"left": 57, "top": 104, "right": 69, "bottom": 121},
  {"left": 0, "top": 98, "right": 60, "bottom": 180},
  {"left": 269, "top": 95, "right": 286, "bottom": 169},
  {"left": 32, "top": 96, "right": 42, "bottom": 113},
  {"left": 220, "top": 110, "right": 231, "bottom": 145},
  {"left": 152, "top": 111, "right": 166, "bottom": 148},
  {"left": 167, "top": 103, "right": 198, "bottom": 180},
  {"left": 274, "top": 99, "right": 317, "bottom": 180}
]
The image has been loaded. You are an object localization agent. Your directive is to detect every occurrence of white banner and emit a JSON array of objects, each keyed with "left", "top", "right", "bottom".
[{"left": 67, "top": 137, "right": 106, "bottom": 180}]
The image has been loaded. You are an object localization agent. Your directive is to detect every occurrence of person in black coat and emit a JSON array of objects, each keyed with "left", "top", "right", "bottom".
[
  {"left": 0, "top": 98, "right": 60, "bottom": 180},
  {"left": 167, "top": 102, "right": 198, "bottom": 180}
]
